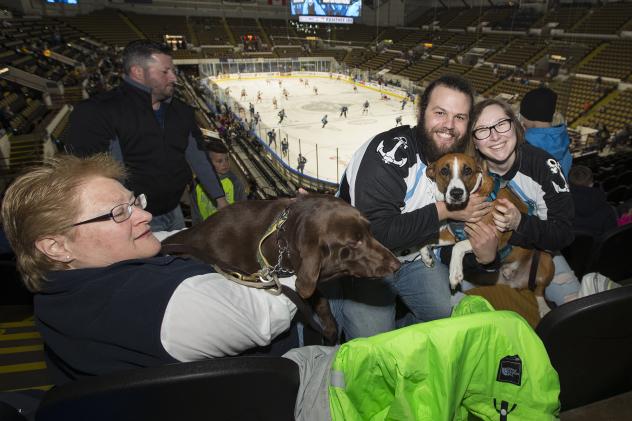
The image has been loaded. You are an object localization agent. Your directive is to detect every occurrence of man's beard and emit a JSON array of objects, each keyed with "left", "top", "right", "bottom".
[{"left": 416, "top": 119, "right": 468, "bottom": 163}]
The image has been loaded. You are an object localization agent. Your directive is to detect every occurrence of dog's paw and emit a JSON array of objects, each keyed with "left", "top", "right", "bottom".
[
  {"left": 449, "top": 269, "right": 464, "bottom": 290},
  {"left": 536, "top": 296, "right": 551, "bottom": 318},
  {"left": 420, "top": 246, "right": 435, "bottom": 268},
  {"left": 501, "top": 265, "right": 516, "bottom": 281}
]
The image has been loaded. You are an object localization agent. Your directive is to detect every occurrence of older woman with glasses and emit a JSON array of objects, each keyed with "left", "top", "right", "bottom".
[
  {"left": 469, "top": 98, "right": 580, "bottom": 306},
  {"left": 1, "top": 154, "right": 298, "bottom": 384}
]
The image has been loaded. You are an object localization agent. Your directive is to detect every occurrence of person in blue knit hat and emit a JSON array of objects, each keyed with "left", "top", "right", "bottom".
[{"left": 520, "top": 86, "right": 572, "bottom": 178}]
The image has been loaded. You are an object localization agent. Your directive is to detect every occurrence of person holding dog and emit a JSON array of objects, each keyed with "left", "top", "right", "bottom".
[
  {"left": 337, "top": 75, "right": 496, "bottom": 339},
  {"left": 1, "top": 154, "right": 301, "bottom": 385},
  {"left": 469, "top": 98, "right": 579, "bottom": 305}
]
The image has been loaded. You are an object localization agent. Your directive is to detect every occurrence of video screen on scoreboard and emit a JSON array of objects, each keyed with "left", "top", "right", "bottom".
[
  {"left": 290, "top": 0, "right": 361, "bottom": 18},
  {"left": 46, "top": 0, "right": 77, "bottom": 3}
]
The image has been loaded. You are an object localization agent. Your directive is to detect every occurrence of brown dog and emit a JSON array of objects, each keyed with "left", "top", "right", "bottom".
[
  {"left": 423, "top": 153, "right": 555, "bottom": 315},
  {"left": 162, "top": 193, "right": 400, "bottom": 343}
]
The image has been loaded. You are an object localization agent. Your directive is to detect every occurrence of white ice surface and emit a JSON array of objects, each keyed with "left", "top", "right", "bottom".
[{"left": 214, "top": 76, "right": 416, "bottom": 183}]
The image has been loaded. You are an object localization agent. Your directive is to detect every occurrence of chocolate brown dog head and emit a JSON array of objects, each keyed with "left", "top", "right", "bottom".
[
  {"left": 285, "top": 194, "right": 400, "bottom": 299},
  {"left": 426, "top": 153, "right": 484, "bottom": 210}
]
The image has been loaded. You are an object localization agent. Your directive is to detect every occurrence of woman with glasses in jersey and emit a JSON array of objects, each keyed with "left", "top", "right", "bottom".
[
  {"left": 468, "top": 98, "right": 580, "bottom": 308},
  {"left": 1, "top": 154, "right": 298, "bottom": 385}
]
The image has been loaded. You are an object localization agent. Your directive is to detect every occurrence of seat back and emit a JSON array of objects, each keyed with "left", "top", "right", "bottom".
[
  {"left": 36, "top": 356, "right": 300, "bottom": 421},
  {"left": 536, "top": 285, "right": 632, "bottom": 411},
  {"left": 606, "top": 185, "right": 629, "bottom": 205},
  {"left": 586, "top": 224, "right": 632, "bottom": 282},
  {"left": 561, "top": 231, "right": 596, "bottom": 279}
]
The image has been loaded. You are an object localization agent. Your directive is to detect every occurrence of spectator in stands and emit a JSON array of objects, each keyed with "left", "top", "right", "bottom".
[
  {"left": 617, "top": 200, "right": 632, "bottom": 227},
  {"left": 612, "top": 124, "right": 632, "bottom": 148},
  {"left": 567, "top": 165, "right": 617, "bottom": 237},
  {"left": 520, "top": 86, "right": 572, "bottom": 178},
  {"left": 194, "top": 142, "right": 245, "bottom": 221},
  {"left": 1, "top": 154, "right": 299, "bottom": 385},
  {"left": 596, "top": 123, "right": 610, "bottom": 152},
  {"left": 0, "top": 106, "right": 15, "bottom": 133},
  {"left": 471, "top": 98, "right": 579, "bottom": 305},
  {"left": 337, "top": 75, "right": 494, "bottom": 338},
  {"left": 65, "top": 40, "right": 227, "bottom": 232}
]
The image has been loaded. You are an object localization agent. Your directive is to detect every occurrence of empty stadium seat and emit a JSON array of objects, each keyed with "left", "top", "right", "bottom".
[
  {"left": 561, "top": 231, "right": 596, "bottom": 280},
  {"left": 36, "top": 356, "right": 300, "bottom": 421},
  {"left": 606, "top": 185, "right": 629, "bottom": 205},
  {"left": 585, "top": 224, "right": 632, "bottom": 283},
  {"left": 536, "top": 285, "right": 632, "bottom": 411}
]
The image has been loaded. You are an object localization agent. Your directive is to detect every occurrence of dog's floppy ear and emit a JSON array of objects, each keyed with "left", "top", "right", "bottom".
[
  {"left": 295, "top": 242, "right": 321, "bottom": 299},
  {"left": 479, "top": 158, "right": 489, "bottom": 174},
  {"left": 426, "top": 161, "right": 436, "bottom": 181}
]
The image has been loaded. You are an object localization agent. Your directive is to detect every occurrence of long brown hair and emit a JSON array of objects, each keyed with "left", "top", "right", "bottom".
[{"left": 470, "top": 98, "right": 525, "bottom": 163}]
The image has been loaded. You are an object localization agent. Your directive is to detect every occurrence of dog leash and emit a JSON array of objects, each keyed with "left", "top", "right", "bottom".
[
  {"left": 161, "top": 243, "right": 285, "bottom": 294},
  {"left": 528, "top": 250, "right": 540, "bottom": 292},
  {"left": 256, "top": 207, "right": 290, "bottom": 271}
]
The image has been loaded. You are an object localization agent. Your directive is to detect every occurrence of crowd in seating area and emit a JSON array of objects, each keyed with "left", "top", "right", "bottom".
[{"left": 1, "top": 2, "right": 632, "bottom": 419}]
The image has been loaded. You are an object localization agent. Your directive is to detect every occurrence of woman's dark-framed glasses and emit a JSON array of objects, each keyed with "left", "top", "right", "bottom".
[
  {"left": 72, "top": 194, "right": 147, "bottom": 227},
  {"left": 473, "top": 118, "right": 513, "bottom": 140}
]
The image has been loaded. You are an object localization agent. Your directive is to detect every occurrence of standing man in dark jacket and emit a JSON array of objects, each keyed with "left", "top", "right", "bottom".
[{"left": 65, "top": 40, "right": 227, "bottom": 231}]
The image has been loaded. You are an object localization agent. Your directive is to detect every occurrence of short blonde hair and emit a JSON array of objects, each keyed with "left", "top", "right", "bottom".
[{"left": 1, "top": 154, "right": 126, "bottom": 292}]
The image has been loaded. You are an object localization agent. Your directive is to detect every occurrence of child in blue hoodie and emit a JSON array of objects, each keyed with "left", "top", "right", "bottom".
[{"left": 520, "top": 87, "right": 572, "bottom": 178}]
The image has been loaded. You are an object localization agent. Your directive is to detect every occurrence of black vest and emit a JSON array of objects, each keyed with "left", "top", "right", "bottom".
[{"left": 36, "top": 256, "right": 297, "bottom": 384}]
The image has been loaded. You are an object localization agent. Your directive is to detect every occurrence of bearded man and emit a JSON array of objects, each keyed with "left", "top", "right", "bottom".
[
  {"left": 66, "top": 40, "right": 227, "bottom": 231},
  {"left": 336, "top": 75, "right": 494, "bottom": 339}
]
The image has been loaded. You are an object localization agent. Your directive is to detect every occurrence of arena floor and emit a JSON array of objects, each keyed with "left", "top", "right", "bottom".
[{"left": 213, "top": 76, "right": 418, "bottom": 183}]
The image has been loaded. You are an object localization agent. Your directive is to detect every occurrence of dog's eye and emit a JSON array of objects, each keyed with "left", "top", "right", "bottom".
[
  {"left": 440, "top": 167, "right": 450, "bottom": 176},
  {"left": 339, "top": 247, "right": 351, "bottom": 260},
  {"left": 463, "top": 167, "right": 472, "bottom": 176}
]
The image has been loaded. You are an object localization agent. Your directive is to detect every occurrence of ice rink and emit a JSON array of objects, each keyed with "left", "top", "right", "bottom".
[{"left": 213, "top": 76, "right": 417, "bottom": 183}]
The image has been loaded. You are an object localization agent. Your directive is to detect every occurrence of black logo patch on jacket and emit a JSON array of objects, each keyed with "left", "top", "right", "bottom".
[{"left": 496, "top": 355, "right": 522, "bottom": 386}]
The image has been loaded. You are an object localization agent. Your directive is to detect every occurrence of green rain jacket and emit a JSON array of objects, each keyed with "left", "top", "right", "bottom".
[{"left": 329, "top": 296, "right": 560, "bottom": 420}]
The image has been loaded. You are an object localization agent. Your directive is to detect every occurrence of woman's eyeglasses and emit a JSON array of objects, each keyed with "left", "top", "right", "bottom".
[
  {"left": 472, "top": 118, "right": 513, "bottom": 140},
  {"left": 72, "top": 194, "right": 147, "bottom": 227}
]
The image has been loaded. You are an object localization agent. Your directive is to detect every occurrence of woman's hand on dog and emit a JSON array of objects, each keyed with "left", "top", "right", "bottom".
[
  {"left": 465, "top": 221, "right": 498, "bottom": 265},
  {"left": 492, "top": 198, "right": 522, "bottom": 232}
]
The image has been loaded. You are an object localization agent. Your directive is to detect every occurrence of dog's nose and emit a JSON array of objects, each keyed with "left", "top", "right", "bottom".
[{"left": 450, "top": 188, "right": 464, "bottom": 200}]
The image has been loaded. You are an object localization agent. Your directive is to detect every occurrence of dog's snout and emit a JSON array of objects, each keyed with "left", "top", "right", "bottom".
[{"left": 450, "top": 188, "right": 464, "bottom": 200}]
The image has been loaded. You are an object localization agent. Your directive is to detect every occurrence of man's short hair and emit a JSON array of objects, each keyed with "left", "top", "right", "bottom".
[
  {"left": 122, "top": 39, "right": 171, "bottom": 75},
  {"left": 205, "top": 141, "right": 229, "bottom": 155},
  {"left": 418, "top": 74, "right": 476, "bottom": 121},
  {"left": 1, "top": 154, "right": 126, "bottom": 292},
  {"left": 568, "top": 165, "right": 593, "bottom": 187}
]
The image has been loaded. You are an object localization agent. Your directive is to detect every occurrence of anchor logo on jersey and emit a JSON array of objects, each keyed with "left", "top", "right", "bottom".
[
  {"left": 546, "top": 159, "right": 570, "bottom": 193},
  {"left": 377, "top": 136, "right": 408, "bottom": 167}
]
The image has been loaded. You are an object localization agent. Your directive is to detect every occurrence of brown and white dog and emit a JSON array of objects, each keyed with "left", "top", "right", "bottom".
[
  {"left": 423, "top": 153, "right": 554, "bottom": 316},
  {"left": 162, "top": 194, "right": 401, "bottom": 344}
]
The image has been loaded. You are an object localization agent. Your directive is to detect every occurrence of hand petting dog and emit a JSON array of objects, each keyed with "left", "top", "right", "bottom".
[
  {"left": 465, "top": 221, "right": 499, "bottom": 265},
  {"left": 492, "top": 198, "right": 522, "bottom": 232}
]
